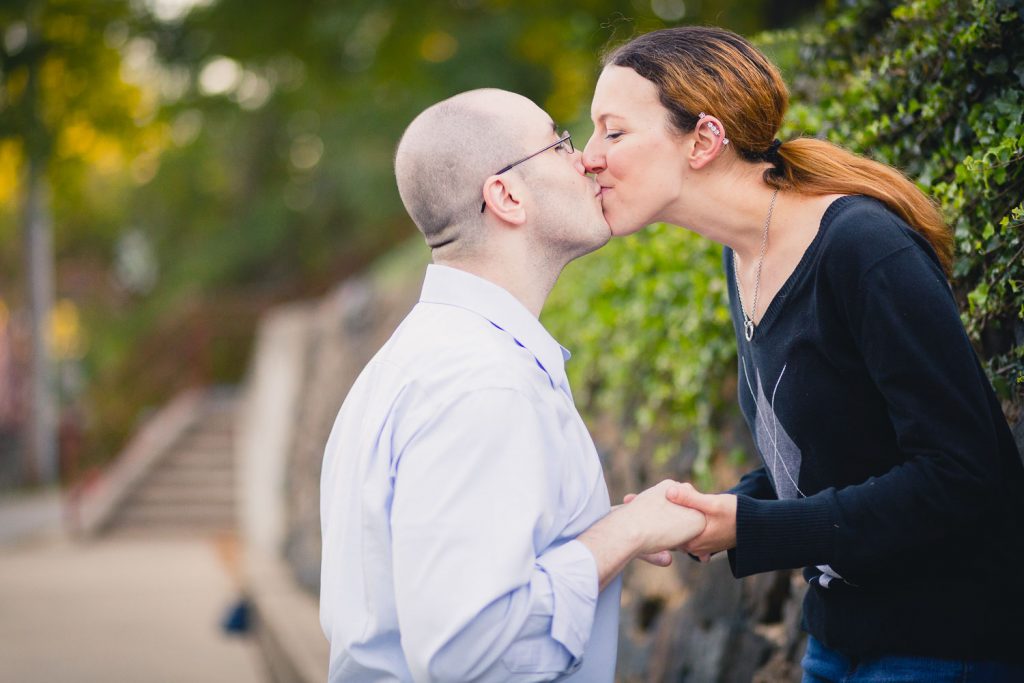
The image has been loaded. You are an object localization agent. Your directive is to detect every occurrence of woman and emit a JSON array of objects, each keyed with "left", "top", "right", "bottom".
[{"left": 584, "top": 26, "right": 1024, "bottom": 682}]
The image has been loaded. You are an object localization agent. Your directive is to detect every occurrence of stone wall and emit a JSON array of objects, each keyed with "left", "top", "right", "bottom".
[{"left": 274, "top": 243, "right": 428, "bottom": 594}]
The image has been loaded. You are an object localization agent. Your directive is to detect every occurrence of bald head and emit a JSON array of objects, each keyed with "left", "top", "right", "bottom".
[{"left": 395, "top": 89, "right": 539, "bottom": 254}]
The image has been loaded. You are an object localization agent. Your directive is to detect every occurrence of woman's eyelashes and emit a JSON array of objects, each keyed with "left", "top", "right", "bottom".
[{"left": 605, "top": 131, "right": 624, "bottom": 140}]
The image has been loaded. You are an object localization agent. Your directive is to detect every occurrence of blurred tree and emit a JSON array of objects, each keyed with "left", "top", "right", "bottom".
[
  {"left": 0, "top": 0, "right": 158, "bottom": 483},
  {"left": 2, "top": 0, "right": 821, "bottom": 473},
  {"left": 136, "top": 0, "right": 805, "bottom": 297}
]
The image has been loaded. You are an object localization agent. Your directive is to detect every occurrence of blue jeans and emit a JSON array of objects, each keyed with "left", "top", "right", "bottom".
[{"left": 801, "top": 636, "right": 1024, "bottom": 683}]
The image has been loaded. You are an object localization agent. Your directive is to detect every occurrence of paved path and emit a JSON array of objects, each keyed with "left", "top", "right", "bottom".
[
  {"left": 0, "top": 489, "right": 62, "bottom": 546},
  {"left": 0, "top": 508, "right": 267, "bottom": 683}
]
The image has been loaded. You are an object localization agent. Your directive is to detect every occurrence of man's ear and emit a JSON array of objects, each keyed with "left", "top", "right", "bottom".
[
  {"left": 481, "top": 175, "right": 527, "bottom": 225},
  {"left": 689, "top": 113, "right": 729, "bottom": 170}
]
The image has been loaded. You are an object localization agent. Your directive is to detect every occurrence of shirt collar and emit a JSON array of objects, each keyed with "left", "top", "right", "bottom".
[{"left": 419, "top": 264, "right": 571, "bottom": 391}]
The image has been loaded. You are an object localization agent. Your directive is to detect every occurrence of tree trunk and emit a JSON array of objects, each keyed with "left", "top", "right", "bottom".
[{"left": 21, "top": 12, "right": 58, "bottom": 486}]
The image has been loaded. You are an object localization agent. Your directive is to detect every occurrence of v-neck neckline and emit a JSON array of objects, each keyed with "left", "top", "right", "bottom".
[{"left": 732, "top": 195, "right": 858, "bottom": 343}]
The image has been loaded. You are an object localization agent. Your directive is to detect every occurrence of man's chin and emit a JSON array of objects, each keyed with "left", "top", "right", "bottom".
[{"left": 573, "top": 223, "right": 612, "bottom": 259}]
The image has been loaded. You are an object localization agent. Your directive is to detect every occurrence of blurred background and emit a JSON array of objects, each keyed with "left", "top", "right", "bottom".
[
  {"left": 1, "top": 0, "right": 1021, "bottom": 681},
  {"left": 0, "top": 0, "right": 816, "bottom": 489}
]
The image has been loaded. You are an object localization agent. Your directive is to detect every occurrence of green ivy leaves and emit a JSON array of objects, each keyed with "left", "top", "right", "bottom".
[{"left": 545, "top": 0, "right": 1022, "bottom": 485}]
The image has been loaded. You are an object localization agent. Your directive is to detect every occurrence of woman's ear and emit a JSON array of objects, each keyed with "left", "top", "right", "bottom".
[
  {"left": 689, "top": 113, "right": 729, "bottom": 170},
  {"left": 481, "top": 175, "right": 527, "bottom": 225}
]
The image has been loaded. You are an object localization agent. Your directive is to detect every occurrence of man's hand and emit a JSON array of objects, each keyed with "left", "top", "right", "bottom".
[
  {"left": 614, "top": 498, "right": 672, "bottom": 567},
  {"left": 578, "top": 480, "right": 706, "bottom": 589},
  {"left": 619, "top": 480, "right": 707, "bottom": 555},
  {"left": 666, "top": 483, "right": 737, "bottom": 562}
]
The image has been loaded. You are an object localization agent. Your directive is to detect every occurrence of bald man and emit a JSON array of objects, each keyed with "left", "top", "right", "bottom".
[{"left": 319, "top": 89, "right": 705, "bottom": 682}]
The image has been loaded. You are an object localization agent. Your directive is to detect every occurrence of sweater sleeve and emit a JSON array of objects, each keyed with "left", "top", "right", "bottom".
[
  {"left": 728, "top": 466, "right": 777, "bottom": 500},
  {"left": 730, "top": 240, "right": 1006, "bottom": 580}
]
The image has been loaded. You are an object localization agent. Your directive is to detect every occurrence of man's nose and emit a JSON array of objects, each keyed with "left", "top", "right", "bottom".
[{"left": 582, "top": 134, "right": 605, "bottom": 174}]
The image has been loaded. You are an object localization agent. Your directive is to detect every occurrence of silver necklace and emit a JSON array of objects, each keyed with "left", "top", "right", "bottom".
[{"left": 733, "top": 188, "right": 779, "bottom": 342}]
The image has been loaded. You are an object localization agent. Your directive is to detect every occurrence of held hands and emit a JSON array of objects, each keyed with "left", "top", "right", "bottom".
[
  {"left": 615, "top": 480, "right": 707, "bottom": 566},
  {"left": 668, "top": 483, "right": 738, "bottom": 562},
  {"left": 579, "top": 479, "right": 708, "bottom": 590},
  {"left": 624, "top": 482, "right": 738, "bottom": 563}
]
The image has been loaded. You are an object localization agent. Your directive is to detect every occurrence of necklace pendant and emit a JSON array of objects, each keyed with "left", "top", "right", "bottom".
[{"left": 733, "top": 187, "right": 778, "bottom": 346}]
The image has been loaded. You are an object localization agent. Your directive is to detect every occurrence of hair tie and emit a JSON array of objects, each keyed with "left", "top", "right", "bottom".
[{"left": 764, "top": 139, "right": 783, "bottom": 165}]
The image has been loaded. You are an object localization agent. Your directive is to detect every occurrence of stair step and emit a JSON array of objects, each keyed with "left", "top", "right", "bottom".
[
  {"left": 161, "top": 453, "right": 234, "bottom": 469},
  {"left": 197, "top": 421, "right": 234, "bottom": 435},
  {"left": 170, "top": 435, "right": 234, "bottom": 451},
  {"left": 145, "top": 469, "right": 234, "bottom": 486},
  {"left": 113, "top": 514, "right": 236, "bottom": 528},
  {"left": 117, "top": 502, "right": 236, "bottom": 524},
  {"left": 113, "top": 518, "right": 236, "bottom": 532},
  {"left": 128, "top": 485, "right": 235, "bottom": 505},
  {"left": 108, "top": 524, "right": 236, "bottom": 538},
  {"left": 103, "top": 390, "right": 242, "bottom": 536},
  {"left": 174, "top": 436, "right": 234, "bottom": 450},
  {"left": 108, "top": 514, "right": 236, "bottom": 531}
]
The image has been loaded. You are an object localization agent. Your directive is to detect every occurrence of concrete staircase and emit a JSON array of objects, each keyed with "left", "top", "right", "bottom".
[{"left": 106, "top": 391, "right": 238, "bottom": 536}]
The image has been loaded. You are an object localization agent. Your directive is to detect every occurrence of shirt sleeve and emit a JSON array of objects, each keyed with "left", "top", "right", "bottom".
[
  {"left": 730, "top": 242, "right": 1007, "bottom": 580},
  {"left": 390, "top": 387, "right": 599, "bottom": 682}
]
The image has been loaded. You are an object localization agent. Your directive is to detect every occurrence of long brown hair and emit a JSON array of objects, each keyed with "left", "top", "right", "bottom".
[{"left": 604, "top": 26, "right": 953, "bottom": 273}]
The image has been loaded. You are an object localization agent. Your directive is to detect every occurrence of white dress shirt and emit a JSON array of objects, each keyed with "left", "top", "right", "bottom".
[{"left": 320, "top": 264, "right": 621, "bottom": 682}]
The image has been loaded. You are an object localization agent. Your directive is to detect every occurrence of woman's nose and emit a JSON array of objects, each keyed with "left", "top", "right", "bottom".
[{"left": 582, "top": 134, "right": 605, "bottom": 174}]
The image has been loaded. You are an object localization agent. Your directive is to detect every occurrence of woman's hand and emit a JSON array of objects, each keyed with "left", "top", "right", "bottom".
[
  {"left": 666, "top": 484, "right": 737, "bottom": 561},
  {"left": 624, "top": 483, "right": 738, "bottom": 563}
]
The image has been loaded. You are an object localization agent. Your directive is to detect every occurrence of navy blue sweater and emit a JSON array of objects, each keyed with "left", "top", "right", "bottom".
[{"left": 724, "top": 195, "right": 1024, "bottom": 662}]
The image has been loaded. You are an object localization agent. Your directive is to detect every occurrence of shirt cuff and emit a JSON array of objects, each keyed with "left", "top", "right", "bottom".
[
  {"left": 535, "top": 539, "right": 599, "bottom": 660},
  {"left": 729, "top": 492, "right": 837, "bottom": 577}
]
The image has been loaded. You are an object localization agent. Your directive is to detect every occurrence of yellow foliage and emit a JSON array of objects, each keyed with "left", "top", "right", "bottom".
[
  {"left": 40, "top": 57, "right": 67, "bottom": 97},
  {"left": 420, "top": 31, "right": 458, "bottom": 63},
  {"left": 546, "top": 54, "right": 590, "bottom": 124},
  {"left": 50, "top": 298, "right": 86, "bottom": 360},
  {"left": 0, "top": 140, "right": 24, "bottom": 207},
  {"left": 44, "top": 13, "right": 89, "bottom": 44},
  {"left": 39, "top": 57, "right": 70, "bottom": 125},
  {"left": 517, "top": 22, "right": 562, "bottom": 63},
  {"left": 59, "top": 119, "right": 98, "bottom": 158},
  {"left": 90, "top": 135, "right": 126, "bottom": 174},
  {"left": 5, "top": 66, "right": 29, "bottom": 105}
]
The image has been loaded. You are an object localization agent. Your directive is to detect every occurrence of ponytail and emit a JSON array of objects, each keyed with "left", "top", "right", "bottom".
[{"left": 769, "top": 139, "right": 953, "bottom": 274}]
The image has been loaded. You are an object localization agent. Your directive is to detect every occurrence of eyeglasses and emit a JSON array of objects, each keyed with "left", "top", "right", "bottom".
[{"left": 481, "top": 132, "right": 575, "bottom": 212}]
